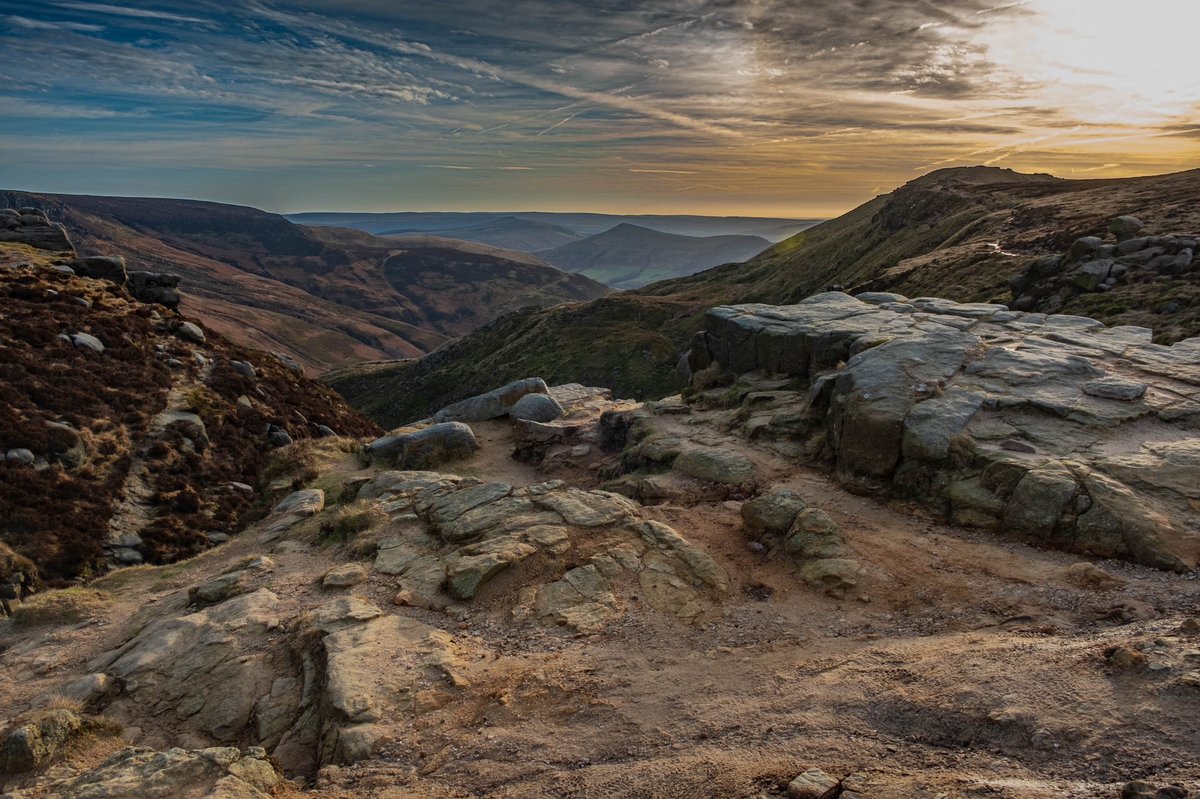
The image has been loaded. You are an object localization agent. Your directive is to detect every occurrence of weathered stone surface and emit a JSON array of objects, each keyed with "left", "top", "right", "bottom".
[
  {"left": 322, "top": 563, "right": 368, "bottom": 589},
  {"left": 53, "top": 745, "right": 280, "bottom": 799},
  {"left": 0, "top": 217, "right": 74, "bottom": 252},
  {"left": 509, "top": 392, "right": 565, "bottom": 422},
  {"left": 742, "top": 490, "right": 807, "bottom": 537},
  {"left": 259, "top": 489, "right": 324, "bottom": 543},
  {"left": 366, "top": 422, "right": 478, "bottom": 469},
  {"left": 785, "top": 509, "right": 845, "bottom": 560},
  {"left": 1083, "top": 376, "right": 1146, "bottom": 401},
  {"left": 1002, "top": 462, "right": 1077, "bottom": 538},
  {"left": 697, "top": 291, "right": 1200, "bottom": 570},
  {"left": 1, "top": 708, "right": 83, "bottom": 772},
  {"left": 90, "top": 590, "right": 284, "bottom": 745},
  {"left": 432, "top": 377, "right": 549, "bottom": 422},
  {"left": 788, "top": 768, "right": 840, "bottom": 798},
  {"left": 673, "top": 447, "right": 753, "bottom": 484}
]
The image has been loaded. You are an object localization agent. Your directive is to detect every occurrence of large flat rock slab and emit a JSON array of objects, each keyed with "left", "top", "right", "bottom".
[{"left": 692, "top": 292, "right": 1200, "bottom": 570}]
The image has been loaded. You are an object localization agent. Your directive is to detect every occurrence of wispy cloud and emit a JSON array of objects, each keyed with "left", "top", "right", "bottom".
[
  {"left": 53, "top": 2, "right": 211, "bottom": 25},
  {"left": 0, "top": 0, "right": 1196, "bottom": 216}
]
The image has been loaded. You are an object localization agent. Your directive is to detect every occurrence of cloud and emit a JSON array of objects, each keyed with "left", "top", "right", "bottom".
[
  {"left": 5, "top": 14, "right": 104, "bottom": 32},
  {"left": 0, "top": 0, "right": 1195, "bottom": 216},
  {"left": 53, "top": 2, "right": 212, "bottom": 25}
]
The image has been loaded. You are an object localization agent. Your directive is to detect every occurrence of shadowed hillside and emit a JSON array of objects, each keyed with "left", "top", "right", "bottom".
[
  {"left": 0, "top": 233, "right": 380, "bottom": 585},
  {"left": 0, "top": 191, "right": 609, "bottom": 373}
]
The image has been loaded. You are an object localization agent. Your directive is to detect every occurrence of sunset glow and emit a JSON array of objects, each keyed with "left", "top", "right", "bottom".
[{"left": 2, "top": 1, "right": 1198, "bottom": 216}]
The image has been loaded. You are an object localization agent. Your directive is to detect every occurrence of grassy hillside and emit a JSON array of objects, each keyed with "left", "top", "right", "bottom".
[{"left": 331, "top": 166, "right": 1200, "bottom": 424}]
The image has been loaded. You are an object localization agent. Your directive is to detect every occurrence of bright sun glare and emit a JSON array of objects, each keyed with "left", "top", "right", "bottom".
[{"left": 983, "top": 0, "right": 1200, "bottom": 126}]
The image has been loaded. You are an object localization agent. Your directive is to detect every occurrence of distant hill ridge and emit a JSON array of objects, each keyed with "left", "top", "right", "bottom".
[
  {"left": 327, "top": 166, "right": 1200, "bottom": 427},
  {"left": 536, "top": 223, "right": 771, "bottom": 289},
  {"left": 287, "top": 210, "right": 818, "bottom": 241},
  {"left": 0, "top": 191, "right": 609, "bottom": 373}
]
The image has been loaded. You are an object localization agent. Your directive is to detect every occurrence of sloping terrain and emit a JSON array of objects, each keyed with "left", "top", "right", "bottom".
[
  {"left": 0, "top": 227, "right": 379, "bottom": 585},
  {"left": 537, "top": 223, "right": 771, "bottom": 289},
  {"left": 329, "top": 166, "right": 1200, "bottom": 425},
  {"left": 2, "top": 373, "right": 1197, "bottom": 798},
  {"left": 383, "top": 216, "right": 584, "bottom": 252},
  {"left": 0, "top": 191, "right": 608, "bottom": 373}
]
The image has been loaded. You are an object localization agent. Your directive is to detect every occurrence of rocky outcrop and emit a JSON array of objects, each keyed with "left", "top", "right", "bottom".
[
  {"left": 1010, "top": 222, "right": 1199, "bottom": 314},
  {"left": 366, "top": 422, "right": 479, "bottom": 469},
  {"left": 1, "top": 708, "right": 83, "bottom": 772},
  {"left": 50, "top": 745, "right": 280, "bottom": 799},
  {"left": 431, "top": 377, "right": 550, "bottom": 423},
  {"left": 361, "top": 469, "right": 728, "bottom": 622},
  {"left": 689, "top": 291, "right": 1200, "bottom": 570},
  {"left": 0, "top": 207, "right": 74, "bottom": 253}
]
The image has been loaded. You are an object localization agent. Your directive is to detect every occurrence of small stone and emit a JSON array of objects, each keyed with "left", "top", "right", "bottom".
[
  {"left": 6, "top": 448, "right": 35, "bottom": 465},
  {"left": 230, "top": 360, "right": 257, "bottom": 378},
  {"left": 742, "top": 490, "right": 807, "bottom": 537},
  {"left": 322, "top": 563, "right": 369, "bottom": 589},
  {"left": 787, "top": 768, "right": 839, "bottom": 799},
  {"left": 69, "top": 332, "right": 105, "bottom": 353},
  {"left": 176, "top": 321, "right": 206, "bottom": 343},
  {"left": 1108, "top": 646, "right": 1147, "bottom": 672},
  {"left": 1109, "top": 215, "right": 1145, "bottom": 242}
]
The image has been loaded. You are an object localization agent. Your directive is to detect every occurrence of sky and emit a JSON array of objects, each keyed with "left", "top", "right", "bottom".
[{"left": 1, "top": 1, "right": 1198, "bottom": 217}]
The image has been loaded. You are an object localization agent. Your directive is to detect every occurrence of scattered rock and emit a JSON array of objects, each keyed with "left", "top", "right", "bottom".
[
  {"left": 1110, "top": 215, "right": 1145, "bottom": 241},
  {"left": 231, "top": 359, "right": 257, "bottom": 379},
  {"left": 1, "top": 708, "right": 83, "bottom": 772},
  {"left": 56, "top": 673, "right": 115, "bottom": 708},
  {"left": 741, "top": 490, "right": 807, "bottom": 537},
  {"left": 1108, "top": 646, "right": 1147, "bottom": 672},
  {"left": 323, "top": 563, "right": 368, "bottom": 590},
  {"left": 366, "top": 422, "right": 479, "bottom": 469},
  {"left": 267, "top": 424, "right": 293, "bottom": 448},
  {"left": 432, "top": 377, "right": 549, "bottom": 423},
  {"left": 176, "top": 321, "right": 206, "bottom": 343},
  {"left": 673, "top": 447, "right": 753, "bottom": 484},
  {"left": 1121, "top": 781, "right": 1189, "bottom": 799},
  {"left": 6, "top": 448, "right": 35, "bottom": 465},
  {"left": 69, "top": 332, "right": 105, "bottom": 354},
  {"left": 787, "top": 768, "right": 840, "bottom": 799},
  {"left": 509, "top": 392, "right": 565, "bottom": 423}
]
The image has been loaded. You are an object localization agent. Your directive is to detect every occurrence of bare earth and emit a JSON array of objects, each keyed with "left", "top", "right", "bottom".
[{"left": 3, "top": 410, "right": 1200, "bottom": 798}]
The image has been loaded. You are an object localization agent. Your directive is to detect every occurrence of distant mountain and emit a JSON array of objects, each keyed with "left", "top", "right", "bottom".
[
  {"left": 327, "top": 166, "right": 1200, "bottom": 426},
  {"left": 536, "top": 223, "right": 771, "bottom": 289},
  {"left": 381, "top": 216, "right": 583, "bottom": 252},
  {"left": 0, "top": 191, "right": 608, "bottom": 372},
  {"left": 287, "top": 211, "right": 819, "bottom": 243}
]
